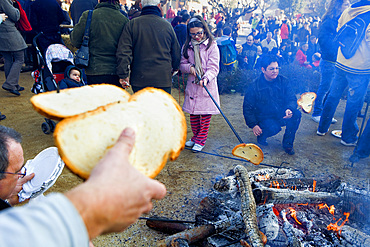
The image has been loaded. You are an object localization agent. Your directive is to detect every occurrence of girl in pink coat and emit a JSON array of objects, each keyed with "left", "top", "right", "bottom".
[{"left": 180, "top": 16, "right": 220, "bottom": 152}]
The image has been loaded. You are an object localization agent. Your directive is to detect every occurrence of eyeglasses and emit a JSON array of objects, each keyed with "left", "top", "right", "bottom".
[
  {"left": 267, "top": 67, "right": 281, "bottom": 71},
  {"left": 0, "top": 166, "right": 26, "bottom": 178},
  {"left": 190, "top": 30, "right": 204, "bottom": 37}
]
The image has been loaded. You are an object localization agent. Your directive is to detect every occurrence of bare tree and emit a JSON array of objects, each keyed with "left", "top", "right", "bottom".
[
  {"left": 256, "top": 0, "right": 277, "bottom": 17},
  {"left": 208, "top": 0, "right": 258, "bottom": 28}
]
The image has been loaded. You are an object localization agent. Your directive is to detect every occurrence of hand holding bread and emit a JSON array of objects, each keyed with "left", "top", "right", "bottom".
[{"left": 31, "top": 85, "right": 187, "bottom": 179}]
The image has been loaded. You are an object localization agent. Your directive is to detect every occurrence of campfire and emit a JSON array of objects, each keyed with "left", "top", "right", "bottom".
[{"left": 149, "top": 166, "right": 370, "bottom": 246}]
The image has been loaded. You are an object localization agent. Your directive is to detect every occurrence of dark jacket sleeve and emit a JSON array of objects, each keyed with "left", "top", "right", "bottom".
[
  {"left": 318, "top": 17, "right": 339, "bottom": 62},
  {"left": 70, "top": 10, "right": 88, "bottom": 49},
  {"left": 170, "top": 28, "right": 181, "bottom": 70},
  {"left": 116, "top": 22, "right": 133, "bottom": 79},
  {"left": 243, "top": 84, "right": 259, "bottom": 129}
]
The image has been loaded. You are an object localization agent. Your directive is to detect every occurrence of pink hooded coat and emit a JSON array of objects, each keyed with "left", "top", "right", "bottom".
[{"left": 180, "top": 39, "right": 220, "bottom": 115}]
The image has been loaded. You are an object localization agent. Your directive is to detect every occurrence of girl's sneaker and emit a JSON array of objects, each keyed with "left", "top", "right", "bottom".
[
  {"left": 185, "top": 140, "right": 195, "bottom": 147},
  {"left": 192, "top": 144, "right": 204, "bottom": 153}
]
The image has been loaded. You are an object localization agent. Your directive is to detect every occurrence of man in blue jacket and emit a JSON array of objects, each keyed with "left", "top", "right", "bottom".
[
  {"left": 70, "top": 0, "right": 98, "bottom": 25},
  {"left": 243, "top": 55, "right": 301, "bottom": 155}
]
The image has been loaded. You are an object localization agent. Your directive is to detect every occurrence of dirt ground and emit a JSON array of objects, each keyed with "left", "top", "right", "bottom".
[{"left": 1, "top": 71, "right": 369, "bottom": 246}]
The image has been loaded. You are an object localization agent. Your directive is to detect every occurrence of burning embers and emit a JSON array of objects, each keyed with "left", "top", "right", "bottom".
[{"left": 153, "top": 167, "right": 370, "bottom": 246}]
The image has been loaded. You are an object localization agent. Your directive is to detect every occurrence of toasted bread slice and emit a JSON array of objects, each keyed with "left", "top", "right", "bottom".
[
  {"left": 297, "top": 92, "right": 317, "bottom": 114},
  {"left": 232, "top": 143, "right": 264, "bottom": 165},
  {"left": 53, "top": 87, "right": 186, "bottom": 179},
  {"left": 30, "top": 84, "right": 130, "bottom": 120}
]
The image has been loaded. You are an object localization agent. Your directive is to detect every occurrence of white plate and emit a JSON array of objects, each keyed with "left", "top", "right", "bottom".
[
  {"left": 19, "top": 147, "right": 64, "bottom": 202},
  {"left": 331, "top": 130, "right": 342, "bottom": 138}
]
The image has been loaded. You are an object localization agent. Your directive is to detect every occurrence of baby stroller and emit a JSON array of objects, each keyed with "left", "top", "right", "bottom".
[{"left": 31, "top": 33, "right": 75, "bottom": 134}]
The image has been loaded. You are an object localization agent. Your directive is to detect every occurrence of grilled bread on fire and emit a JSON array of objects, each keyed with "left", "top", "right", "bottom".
[
  {"left": 30, "top": 84, "right": 131, "bottom": 120},
  {"left": 232, "top": 143, "right": 264, "bottom": 165},
  {"left": 32, "top": 87, "right": 187, "bottom": 179},
  {"left": 297, "top": 92, "right": 317, "bottom": 114}
]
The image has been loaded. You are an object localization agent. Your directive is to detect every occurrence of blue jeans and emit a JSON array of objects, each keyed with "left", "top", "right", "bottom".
[
  {"left": 318, "top": 68, "right": 370, "bottom": 143},
  {"left": 355, "top": 117, "right": 370, "bottom": 158},
  {"left": 312, "top": 60, "right": 336, "bottom": 117},
  {"left": 258, "top": 109, "right": 301, "bottom": 148}
]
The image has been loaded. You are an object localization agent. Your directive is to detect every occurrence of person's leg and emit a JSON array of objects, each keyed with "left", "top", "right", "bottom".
[
  {"left": 2, "top": 50, "right": 24, "bottom": 90},
  {"left": 190, "top": 114, "right": 200, "bottom": 143},
  {"left": 2, "top": 51, "right": 12, "bottom": 79},
  {"left": 192, "top": 114, "right": 211, "bottom": 146},
  {"left": 312, "top": 59, "right": 335, "bottom": 117},
  {"left": 341, "top": 74, "right": 370, "bottom": 144},
  {"left": 282, "top": 109, "right": 301, "bottom": 149},
  {"left": 258, "top": 118, "right": 282, "bottom": 143},
  {"left": 318, "top": 68, "right": 348, "bottom": 134},
  {"left": 356, "top": 118, "right": 370, "bottom": 158}
]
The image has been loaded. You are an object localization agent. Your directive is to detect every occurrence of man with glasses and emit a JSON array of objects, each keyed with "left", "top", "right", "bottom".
[
  {"left": 243, "top": 55, "right": 301, "bottom": 155},
  {"left": 0, "top": 126, "right": 34, "bottom": 210},
  {"left": 239, "top": 34, "right": 258, "bottom": 70}
]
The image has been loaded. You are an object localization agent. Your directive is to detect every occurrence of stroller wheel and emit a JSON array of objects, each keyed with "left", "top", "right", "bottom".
[
  {"left": 45, "top": 118, "right": 56, "bottom": 132},
  {"left": 41, "top": 122, "right": 51, "bottom": 134}
]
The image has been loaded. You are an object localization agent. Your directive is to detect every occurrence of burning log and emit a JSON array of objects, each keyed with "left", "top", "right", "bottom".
[
  {"left": 157, "top": 213, "right": 244, "bottom": 246},
  {"left": 157, "top": 224, "right": 215, "bottom": 246},
  {"left": 252, "top": 187, "right": 341, "bottom": 205},
  {"left": 255, "top": 177, "right": 342, "bottom": 192},
  {"left": 340, "top": 225, "right": 370, "bottom": 246},
  {"left": 281, "top": 209, "right": 304, "bottom": 247},
  {"left": 234, "top": 165, "right": 264, "bottom": 247},
  {"left": 145, "top": 217, "right": 192, "bottom": 234}
]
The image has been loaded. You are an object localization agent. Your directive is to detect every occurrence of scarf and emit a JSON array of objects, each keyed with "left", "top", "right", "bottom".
[
  {"left": 191, "top": 38, "right": 207, "bottom": 83},
  {"left": 140, "top": 6, "right": 162, "bottom": 17}
]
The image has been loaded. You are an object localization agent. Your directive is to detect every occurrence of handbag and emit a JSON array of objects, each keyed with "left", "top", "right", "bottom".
[
  {"left": 14, "top": 0, "right": 32, "bottom": 32},
  {"left": 74, "top": 10, "right": 93, "bottom": 68}
]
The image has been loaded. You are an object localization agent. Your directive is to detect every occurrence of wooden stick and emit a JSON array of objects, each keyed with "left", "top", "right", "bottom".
[{"left": 234, "top": 165, "right": 264, "bottom": 247}]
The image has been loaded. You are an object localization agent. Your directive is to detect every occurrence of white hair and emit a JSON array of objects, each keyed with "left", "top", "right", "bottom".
[{"left": 141, "top": 0, "right": 161, "bottom": 8}]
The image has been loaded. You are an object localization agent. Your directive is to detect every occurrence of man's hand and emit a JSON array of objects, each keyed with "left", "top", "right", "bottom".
[
  {"left": 252, "top": 125, "right": 262, "bottom": 136},
  {"left": 0, "top": 14, "right": 8, "bottom": 22},
  {"left": 65, "top": 128, "right": 166, "bottom": 239},
  {"left": 283, "top": 109, "right": 293, "bottom": 119},
  {"left": 243, "top": 57, "right": 248, "bottom": 64},
  {"left": 119, "top": 78, "right": 130, "bottom": 88},
  {"left": 7, "top": 173, "right": 35, "bottom": 206}
]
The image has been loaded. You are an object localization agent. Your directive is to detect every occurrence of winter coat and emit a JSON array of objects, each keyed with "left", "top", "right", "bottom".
[
  {"left": 0, "top": 0, "right": 27, "bottom": 52},
  {"left": 70, "top": 0, "right": 98, "bottom": 25},
  {"left": 280, "top": 23, "right": 289, "bottom": 40},
  {"left": 296, "top": 49, "right": 311, "bottom": 68},
  {"left": 71, "top": 2, "right": 128, "bottom": 76},
  {"left": 180, "top": 39, "right": 220, "bottom": 115},
  {"left": 29, "top": 0, "right": 65, "bottom": 34},
  {"left": 174, "top": 23, "right": 187, "bottom": 49},
  {"left": 318, "top": 17, "right": 339, "bottom": 62},
  {"left": 336, "top": 1, "right": 370, "bottom": 74},
  {"left": 59, "top": 65, "right": 84, "bottom": 89},
  {"left": 116, "top": 6, "right": 181, "bottom": 88},
  {"left": 243, "top": 74, "right": 297, "bottom": 129}
]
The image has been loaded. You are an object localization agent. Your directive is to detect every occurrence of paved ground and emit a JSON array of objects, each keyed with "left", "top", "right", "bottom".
[{"left": 1, "top": 71, "right": 369, "bottom": 246}]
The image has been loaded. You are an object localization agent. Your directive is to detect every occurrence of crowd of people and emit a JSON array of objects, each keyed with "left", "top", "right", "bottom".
[{"left": 0, "top": 0, "right": 369, "bottom": 245}]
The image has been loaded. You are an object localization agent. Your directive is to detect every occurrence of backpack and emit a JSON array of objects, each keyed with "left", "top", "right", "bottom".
[
  {"left": 218, "top": 38, "right": 237, "bottom": 66},
  {"left": 334, "top": 11, "right": 370, "bottom": 59}
]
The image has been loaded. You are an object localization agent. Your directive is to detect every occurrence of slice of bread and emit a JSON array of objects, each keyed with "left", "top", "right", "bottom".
[
  {"left": 232, "top": 143, "right": 264, "bottom": 165},
  {"left": 53, "top": 87, "right": 186, "bottom": 179},
  {"left": 30, "top": 84, "right": 130, "bottom": 120},
  {"left": 297, "top": 92, "right": 317, "bottom": 114}
]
